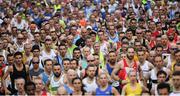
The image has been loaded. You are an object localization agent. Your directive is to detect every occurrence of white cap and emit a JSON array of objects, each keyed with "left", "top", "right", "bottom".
[{"left": 86, "top": 25, "right": 92, "bottom": 30}]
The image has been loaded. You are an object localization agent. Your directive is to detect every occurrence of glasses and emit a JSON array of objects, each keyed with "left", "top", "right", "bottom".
[
  {"left": 87, "top": 60, "right": 94, "bottom": 62},
  {"left": 32, "top": 62, "right": 39, "bottom": 64},
  {"left": 18, "top": 38, "right": 24, "bottom": 40},
  {"left": 136, "top": 32, "right": 142, "bottom": 34},
  {"left": 170, "top": 48, "right": 178, "bottom": 51}
]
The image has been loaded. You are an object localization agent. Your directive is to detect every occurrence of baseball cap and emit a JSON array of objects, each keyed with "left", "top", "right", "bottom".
[
  {"left": 86, "top": 25, "right": 92, "bottom": 30},
  {"left": 45, "top": 35, "right": 52, "bottom": 41}
]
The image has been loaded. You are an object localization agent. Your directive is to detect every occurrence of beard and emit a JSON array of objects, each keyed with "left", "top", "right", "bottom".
[
  {"left": 54, "top": 72, "right": 61, "bottom": 77},
  {"left": 109, "top": 59, "right": 116, "bottom": 64},
  {"left": 139, "top": 58, "right": 144, "bottom": 63},
  {"left": 168, "top": 37, "right": 174, "bottom": 41},
  {"left": 127, "top": 55, "right": 134, "bottom": 60}
]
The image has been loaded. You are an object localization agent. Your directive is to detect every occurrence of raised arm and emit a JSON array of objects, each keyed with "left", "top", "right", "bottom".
[
  {"left": 2, "top": 66, "right": 13, "bottom": 94},
  {"left": 111, "top": 61, "right": 122, "bottom": 81}
]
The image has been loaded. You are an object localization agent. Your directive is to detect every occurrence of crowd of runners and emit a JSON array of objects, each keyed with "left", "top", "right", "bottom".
[{"left": 0, "top": 0, "right": 180, "bottom": 95}]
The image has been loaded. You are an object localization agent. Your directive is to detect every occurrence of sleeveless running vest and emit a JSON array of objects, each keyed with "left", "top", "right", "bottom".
[
  {"left": 125, "top": 83, "right": 142, "bottom": 96},
  {"left": 96, "top": 85, "right": 113, "bottom": 96},
  {"left": 10, "top": 64, "right": 27, "bottom": 89},
  {"left": 118, "top": 59, "right": 137, "bottom": 80},
  {"left": 106, "top": 63, "right": 113, "bottom": 75}
]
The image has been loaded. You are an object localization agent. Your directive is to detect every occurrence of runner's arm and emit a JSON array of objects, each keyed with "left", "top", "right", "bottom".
[
  {"left": 121, "top": 84, "right": 126, "bottom": 96},
  {"left": 2, "top": 66, "right": 12, "bottom": 94},
  {"left": 112, "top": 87, "right": 120, "bottom": 95},
  {"left": 111, "top": 61, "right": 122, "bottom": 81}
]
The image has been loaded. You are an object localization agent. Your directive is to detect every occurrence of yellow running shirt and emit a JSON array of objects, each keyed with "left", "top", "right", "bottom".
[{"left": 125, "top": 83, "right": 142, "bottom": 96}]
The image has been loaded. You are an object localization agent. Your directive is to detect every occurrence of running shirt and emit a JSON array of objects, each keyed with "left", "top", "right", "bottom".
[
  {"left": 169, "top": 92, "right": 180, "bottom": 96},
  {"left": 150, "top": 67, "right": 170, "bottom": 83},
  {"left": 10, "top": 64, "right": 27, "bottom": 93},
  {"left": 64, "top": 84, "right": 73, "bottom": 94},
  {"left": 49, "top": 75, "right": 64, "bottom": 94},
  {"left": 82, "top": 77, "right": 98, "bottom": 92},
  {"left": 96, "top": 85, "right": 113, "bottom": 96},
  {"left": 40, "top": 72, "right": 52, "bottom": 84},
  {"left": 125, "top": 83, "right": 142, "bottom": 96},
  {"left": 41, "top": 49, "right": 56, "bottom": 60},
  {"left": 118, "top": 59, "right": 138, "bottom": 80},
  {"left": 106, "top": 63, "right": 114, "bottom": 75},
  {"left": 140, "top": 60, "right": 152, "bottom": 78}
]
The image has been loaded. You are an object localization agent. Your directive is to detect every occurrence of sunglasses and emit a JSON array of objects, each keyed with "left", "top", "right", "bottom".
[
  {"left": 18, "top": 38, "right": 24, "bottom": 39},
  {"left": 170, "top": 48, "right": 178, "bottom": 51},
  {"left": 136, "top": 32, "right": 142, "bottom": 34},
  {"left": 87, "top": 60, "right": 94, "bottom": 62},
  {"left": 32, "top": 62, "right": 39, "bottom": 64}
]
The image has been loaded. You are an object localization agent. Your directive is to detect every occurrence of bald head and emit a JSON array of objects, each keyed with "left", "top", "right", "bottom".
[
  {"left": 57, "top": 86, "right": 68, "bottom": 95},
  {"left": 87, "top": 55, "right": 95, "bottom": 65}
]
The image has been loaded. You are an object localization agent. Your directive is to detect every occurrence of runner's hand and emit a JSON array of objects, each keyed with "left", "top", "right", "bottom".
[{"left": 5, "top": 89, "right": 11, "bottom": 95}]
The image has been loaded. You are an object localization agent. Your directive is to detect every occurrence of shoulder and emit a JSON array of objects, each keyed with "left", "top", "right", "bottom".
[
  {"left": 122, "top": 84, "right": 128, "bottom": 91},
  {"left": 8, "top": 65, "right": 13, "bottom": 72},
  {"left": 147, "top": 61, "right": 154, "bottom": 68},
  {"left": 117, "top": 60, "right": 124, "bottom": 68},
  {"left": 25, "top": 65, "right": 29, "bottom": 69}
]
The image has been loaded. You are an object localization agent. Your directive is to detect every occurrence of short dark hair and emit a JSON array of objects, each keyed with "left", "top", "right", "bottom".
[
  {"left": 89, "top": 32, "right": 96, "bottom": 36},
  {"left": 14, "top": 51, "right": 23, "bottom": 57},
  {"left": 24, "top": 81, "right": 36, "bottom": 91},
  {"left": 58, "top": 43, "right": 66, "bottom": 48},
  {"left": 154, "top": 55, "right": 162, "bottom": 61},
  {"left": 108, "top": 50, "right": 116, "bottom": 55},
  {"left": 73, "top": 47, "right": 81, "bottom": 53},
  {"left": 126, "top": 28, "right": 133, "bottom": 33},
  {"left": 157, "top": 70, "right": 167, "bottom": 77},
  {"left": 53, "top": 63, "right": 61, "bottom": 68},
  {"left": 44, "top": 59, "right": 53, "bottom": 65},
  {"left": 172, "top": 71, "right": 180, "bottom": 76},
  {"left": 157, "top": 82, "right": 170, "bottom": 95},
  {"left": 0, "top": 55, "right": 4, "bottom": 58},
  {"left": 173, "top": 63, "right": 180, "bottom": 70},
  {"left": 85, "top": 64, "right": 95, "bottom": 71},
  {"left": 174, "top": 50, "right": 180, "bottom": 55},
  {"left": 7, "top": 53, "right": 14, "bottom": 58},
  {"left": 156, "top": 44, "right": 163, "bottom": 50},
  {"left": 62, "top": 58, "right": 70, "bottom": 64},
  {"left": 70, "top": 59, "right": 78, "bottom": 66}
]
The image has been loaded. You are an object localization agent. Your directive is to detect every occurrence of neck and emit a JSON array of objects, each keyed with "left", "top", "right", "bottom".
[
  {"left": 68, "top": 81, "right": 73, "bottom": 87},
  {"left": 110, "top": 33, "right": 115, "bottom": 37},
  {"left": 35, "top": 91, "right": 42, "bottom": 95},
  {"left": 54, "top": 76, "right": 61, "bottom": 80},
  {"left": 139, "top": 60, "right": 145, "bottom": 65},
  {"left": 60, "top": 54, "right": 65, "bottom": 58},
  {"left": 156, "top": 67, "right": 162, "bottom": 71},
  {"left": 18, "top": 91, "right": 25, "bottom": 95},
  {"left": 127, "top": 58, "right": 133, "bottom": 64},
  {"left": 101, "top": 84, "right": 108, "bottom": 89},
  {"left": 109, "top": 61, "right": 116, "bottom": 65},
  {"left": 130, "top": 81, "right": 136, "bottom": 85},
  {"left": 16, "top": 63, "right": 23, "bottom": 67},
  {"left": 74, "top": 90, "right": 82, "bottom": 95},
  {"left": 17, "top": 42, "right": 22, "bottom": 45},
  {"left": 88, "top": 76, "right": 94, "bottom": 81},
  {"left": 45, "top": 69, "right": 51, "bottom": 75},
  {"left": 25, "top": 52, "right": 31, "bottom": 56},
  {"left": 68, "top": 44, "right": 72, "bottom": 47},
  {"left": 45, "top": 48, "right": 51, "bottom": 53},
  {"left": 34, "top": 68, "right": 40, "bottom": 72}
]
